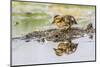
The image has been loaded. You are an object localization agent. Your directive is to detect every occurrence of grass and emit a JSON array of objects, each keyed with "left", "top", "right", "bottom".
[{"left": 12, "top": 12, "right": 48, "bottom": 17}]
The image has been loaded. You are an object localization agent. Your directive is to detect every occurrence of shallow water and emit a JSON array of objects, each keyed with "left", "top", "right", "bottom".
[{"left": 12, "top": 34, "right": 95, "bottom": 65}]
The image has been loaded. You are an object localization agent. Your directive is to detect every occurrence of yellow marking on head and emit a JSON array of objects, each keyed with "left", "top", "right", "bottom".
[{"left": 54, "top": 15, "right": 62, "bottom": 23}]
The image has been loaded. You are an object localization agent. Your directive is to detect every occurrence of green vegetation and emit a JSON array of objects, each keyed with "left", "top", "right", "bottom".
[
  {"left": 52, "top": 4, "right": 95, "bottom": 10},
  {"left": 12, "top": 1, "right": 95, "bottom": 37}
]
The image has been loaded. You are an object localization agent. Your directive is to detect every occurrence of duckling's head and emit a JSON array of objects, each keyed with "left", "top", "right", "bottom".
[
  {"left": 67, "top": 15, "right": 77, "bottom": 24},
  {"left": 52, "top": 15, "right": 62, "bottom": 24}
]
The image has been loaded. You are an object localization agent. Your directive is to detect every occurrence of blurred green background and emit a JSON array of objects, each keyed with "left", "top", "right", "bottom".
[{"left": 12, "top": 1, "right": 95, "bottom": 37}]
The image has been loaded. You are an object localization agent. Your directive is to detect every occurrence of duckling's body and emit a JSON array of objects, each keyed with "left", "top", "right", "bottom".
[{"left": 52, "top": 15, "right": 77, "bottom": 30}]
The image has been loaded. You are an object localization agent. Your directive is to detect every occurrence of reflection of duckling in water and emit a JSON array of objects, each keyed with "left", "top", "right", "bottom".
[
  {"left": 53, "top": 40, "right": 78, "bottom": 56},
  {"left": 65, "top": 40, "right": 78, "bottom": 54},
  {"left": 53, "top": 42, "right": 67, "bottom": 56},
  {"left": 52, "top": 15, "right": 77, "bottom": 30}
]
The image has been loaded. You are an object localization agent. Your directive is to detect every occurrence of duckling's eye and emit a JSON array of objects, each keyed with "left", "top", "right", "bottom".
[
  {"left": 71, "top": 17, "right": 74, "bottom": 20},
  {"left": 70, "top": 17, "right": 75, "bottom": 22}
]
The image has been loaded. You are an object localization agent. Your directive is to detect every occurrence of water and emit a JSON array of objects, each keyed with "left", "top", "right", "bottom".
[{"left": 12, "top": 34, "right": 95, "bottom": 66}]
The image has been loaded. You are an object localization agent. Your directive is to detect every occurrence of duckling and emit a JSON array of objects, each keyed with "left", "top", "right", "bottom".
[
  {"left": 52, "top": 15, "right": 77, "bottom": 30},
  {"left": 53, "top": 40, "right": 78, "bottom": 56}
]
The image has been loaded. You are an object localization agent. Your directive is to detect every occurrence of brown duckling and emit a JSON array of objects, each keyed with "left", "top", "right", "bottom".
[{"left": 52, "top": 15, "right": 77, "bottom": 30}]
